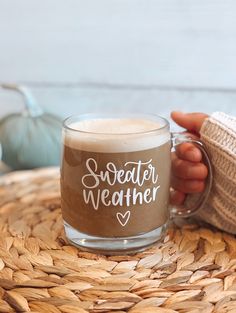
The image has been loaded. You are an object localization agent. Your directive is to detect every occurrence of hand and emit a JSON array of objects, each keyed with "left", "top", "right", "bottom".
[{"left": 170, "top": 111, "right": 209, "bottom": 205}]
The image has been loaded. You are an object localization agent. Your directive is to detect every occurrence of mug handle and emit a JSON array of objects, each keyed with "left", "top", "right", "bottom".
[{"left": 170, "top": 132, "right": 213, "bottom": 217}]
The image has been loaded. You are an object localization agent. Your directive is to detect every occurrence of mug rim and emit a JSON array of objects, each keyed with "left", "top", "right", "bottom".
[{"left": 63, "top": 113, "right": 169, "bottom": 136}]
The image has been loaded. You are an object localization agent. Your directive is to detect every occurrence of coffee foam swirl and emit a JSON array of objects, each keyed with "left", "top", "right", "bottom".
[
  {"left": 64, "top": 118, "right": 170, "bottom": 152},
  {"left": 69, "top": 118, "right": 162, "bottom": 134}
]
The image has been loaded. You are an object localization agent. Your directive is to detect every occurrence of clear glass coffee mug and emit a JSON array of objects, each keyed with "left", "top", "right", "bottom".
[{"left": 60, "top": 113, "right": 212, "bottom": 254}]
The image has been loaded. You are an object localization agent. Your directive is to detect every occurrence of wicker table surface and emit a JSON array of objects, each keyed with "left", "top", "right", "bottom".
[{"left": 0, "top": 167, "right": 236, "bottom": 313}]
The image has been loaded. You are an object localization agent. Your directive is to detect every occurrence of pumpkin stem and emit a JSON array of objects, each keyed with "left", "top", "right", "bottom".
[{"left": 1, "top": 83, "right": 44, "bottom": 117}]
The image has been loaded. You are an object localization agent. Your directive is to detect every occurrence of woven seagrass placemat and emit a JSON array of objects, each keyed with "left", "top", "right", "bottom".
[{"left": 0, "top": 167, "right": 236, "bottom": 313}]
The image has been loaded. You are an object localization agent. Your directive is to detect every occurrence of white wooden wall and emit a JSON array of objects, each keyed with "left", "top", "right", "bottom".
[{"left": 0, "top": 0, "right": 236, "bottom": 122}]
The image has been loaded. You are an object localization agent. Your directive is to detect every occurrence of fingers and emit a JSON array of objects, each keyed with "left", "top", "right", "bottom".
[
  {"left": 171, "top": 111, "right": 208, "bottom": 134},
  {"left": 171, "top": 152, "right": 208, "bottom": 195},
  {"left": 170, "top": 110, "right": 209, "bottom": 205},
  {"left": 175, "top": 142, "right": 202, "bottom": 163},
  {"left": 172, "top": 156, "right": 208, "bottom": 180},
  {"left": 171, "top": 176, "right": 205, "bottom": 194},
  {"left": 170, "top": 190, "right": 186, "bottom": 205}
]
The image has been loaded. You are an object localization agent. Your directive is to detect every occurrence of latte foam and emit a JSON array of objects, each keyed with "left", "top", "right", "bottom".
[
  {"left": 63, "top": 118, "right": 170, "bottom": 152},
  {"left": 69, "top": 118, "right": 161, "bottom": 134}
]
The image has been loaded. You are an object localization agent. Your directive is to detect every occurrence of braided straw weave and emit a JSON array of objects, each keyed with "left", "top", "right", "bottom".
[{"left": 0, "top": 168, "right": 236, "bottom": 313}]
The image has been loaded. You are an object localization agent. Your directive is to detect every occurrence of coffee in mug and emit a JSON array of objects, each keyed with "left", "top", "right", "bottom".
[{"left": 61, "top": 114, "right": 212, "bottom": 254}]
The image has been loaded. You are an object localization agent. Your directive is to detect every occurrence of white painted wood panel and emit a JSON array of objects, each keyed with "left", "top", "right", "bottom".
[
  {"left": 0, "top": 0, "right": 236, "bottom": 89},
  {"left": 0, "top": 87, "right": 235, "bottom": 129}
]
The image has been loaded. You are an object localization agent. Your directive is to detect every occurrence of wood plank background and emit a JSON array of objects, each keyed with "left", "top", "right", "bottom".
[{"left": 0, "top": 0, "right": 236, "bottom": 120}]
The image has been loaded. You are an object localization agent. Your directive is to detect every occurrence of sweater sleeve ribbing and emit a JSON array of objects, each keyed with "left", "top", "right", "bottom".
[{"left": 198, "top": 112, "right": 236, "bottom": 234}]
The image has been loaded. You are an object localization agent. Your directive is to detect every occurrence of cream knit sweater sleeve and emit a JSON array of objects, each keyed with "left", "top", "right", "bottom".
[{"left": 198, "top": 112, "right": 236, "bottom": 234}]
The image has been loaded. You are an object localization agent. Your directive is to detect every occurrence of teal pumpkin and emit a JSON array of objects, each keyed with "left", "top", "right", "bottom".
[{"left": 0, "top": 84, "right": 62, "bottom": 170}]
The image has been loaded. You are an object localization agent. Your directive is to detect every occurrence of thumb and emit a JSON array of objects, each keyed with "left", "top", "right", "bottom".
[{"left": 171, "top": 111, "right": 209, "bottom": 134}]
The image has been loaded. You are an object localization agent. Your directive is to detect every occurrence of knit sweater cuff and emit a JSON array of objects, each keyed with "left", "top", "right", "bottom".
[{"left": 198, "top": 112, "right": 236, "bottom": 234}]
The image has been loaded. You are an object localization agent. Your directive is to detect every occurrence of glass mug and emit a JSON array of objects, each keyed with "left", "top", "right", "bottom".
[{"left": 61, "top": 113, "right": 212, "bottom": 254}]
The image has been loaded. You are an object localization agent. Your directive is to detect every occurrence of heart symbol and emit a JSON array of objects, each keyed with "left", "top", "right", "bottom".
[{"left": 116, "top": 211, "right": 131, "bottom": 227}]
